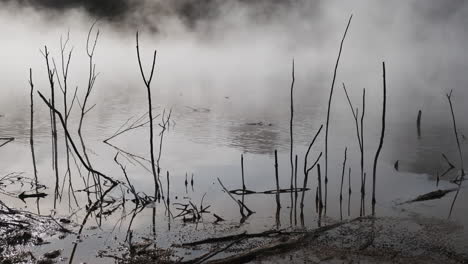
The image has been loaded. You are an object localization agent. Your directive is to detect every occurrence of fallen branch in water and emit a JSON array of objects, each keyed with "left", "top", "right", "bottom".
[
  {"left": 177, "top": 230, "right": 286, "bottom": 247},
  {"left": 217, "top": 178, "right": 254, "bottom": 218},
  {"left": 181, "top": 238, "right": 245, "bottom": 264},
  {"left": 399, "top": 189, "right": 457, "bottom": 204},
  {"left": 437, "top": 153, "right": 456, "bottom": 184},
  {"left": 203, "top": 219, "right": 358, "bottom": 264},
  {"left": 37, "top": 91, "right": 117, "bottom": 187},
  {"left": 0, "top": 137, "right": 14, "bottom": 148},
  {"left": 213, "top": 214, "right": 224, "bottom": 223},
  {"left": 442, "top": 153, "right": 455, "bottom": 170},
  {"left": 18, "top": 191, "right": 47, "bottom": 202},
  {"left": 229, "top": 187, "right": 309, "bottom": 195}
]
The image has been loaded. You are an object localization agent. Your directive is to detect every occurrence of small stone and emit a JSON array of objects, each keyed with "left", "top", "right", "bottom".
[
  {"left": 59, "top": 218, "right": 71, "bottom": 224},
  {"left": 44, "top": 249, "right": 61, "bottom": 259}
]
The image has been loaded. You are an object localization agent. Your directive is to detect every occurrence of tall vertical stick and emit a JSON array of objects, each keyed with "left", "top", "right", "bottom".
[
  {"left": 29, "top": 69, "right": 39, "bottom": 214},
  {"left": 241, "top": 154, "right": 245, "bottom": 190},
  {"left": 42, "top": 46, "right": 60, "bottom": 207},
  {"left": 136, "top": 32, "right": 159, "bottom": 199},
  {"left": 289, "top": 59, "right": 295, "bottom": 191},
  {"left": 372, "top": 62, "right": 387, "bottom": 214},
  {"left": 324, "top": 15, "right": 353, "bottom": 202},
  {"left": 446, "top": 91, "right": 465, "bottom": 179},
  {"left": 289, "top": 60, "right": 295, "bottom": 226},
  {"left": 78, "top": 23, "right": 102, "bottom": 203},
  {"left": 54, "top": 33, "right": 78, "bottom": 206},
  {"left": 274, "top": 150, "right": 281, "bottom": 208},
  {"left": 446, "top": 91, "right": 465, "bottom": 218},
  {"left": 360, "top": 89, "right": 366, "bottom": 198},
  {"left": 29, "top": 69, "right": 38, "bottom": 182}
]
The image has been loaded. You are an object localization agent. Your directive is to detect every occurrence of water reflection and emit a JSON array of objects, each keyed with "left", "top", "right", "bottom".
[
  {"left": 389, "top": 114, "right": 467, "bottom": 181},
  {"left": 227, "top": 122, "right": 280, "bottom": 154}
]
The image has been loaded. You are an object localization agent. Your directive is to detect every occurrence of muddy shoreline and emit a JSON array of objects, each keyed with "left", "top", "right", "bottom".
[{"left": 2, "top": 204, "right": 467, "bottom": 264}]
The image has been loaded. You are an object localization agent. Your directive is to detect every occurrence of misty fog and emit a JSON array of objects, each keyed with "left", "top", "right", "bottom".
[{"left": 1, "top": 0, "right": 467, "bottom": 173}]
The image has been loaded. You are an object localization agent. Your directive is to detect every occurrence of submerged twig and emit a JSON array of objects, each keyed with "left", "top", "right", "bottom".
[{"left": 0, "top": 137, "right": 14, "bottom": 148}]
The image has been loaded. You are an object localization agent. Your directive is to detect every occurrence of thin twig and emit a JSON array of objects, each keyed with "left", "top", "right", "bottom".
[{"left": 324, "top": 15, "right": 353, "bottom": 204}]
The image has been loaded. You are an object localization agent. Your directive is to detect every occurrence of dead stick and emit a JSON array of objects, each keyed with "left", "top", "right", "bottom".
[
  {"left": 446, "top": 90, "right": 465, "bottom": 180},
  {"left": 37, "top": 91, "right": 116, "bottom": 185},
  {"left": 241, "top": 154, "right": 246, "bottom": 190},
  {"left": 274, "top": 150, "right": 281, "bottom": 208},
  {"left": 372, "top": 62, "right": 387, "bottom": 213},
  {"left": 340, "top": 147, "right": 348, "bottom": 201},
  {"left": 136, "top": 31, "right": 160, "bottom": 199},
  {"left": 289, "top": 59, "right": 295, "bottom": 191},
  {"left": 324, "top": 15, "right": 353, "bottom": 202}
]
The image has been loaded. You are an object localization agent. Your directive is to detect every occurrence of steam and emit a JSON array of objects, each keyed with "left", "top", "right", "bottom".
[
  {"left": 0, "top": 0, "right": 131, "bottom": 19},
  {"left": 0, "top": 0, "right": 468, "bottom": 114},
  {"left": 0, "top": 0, "right": 303, "bottom": 32}
]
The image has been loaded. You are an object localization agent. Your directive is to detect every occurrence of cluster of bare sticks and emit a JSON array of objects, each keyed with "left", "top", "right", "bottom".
[
  {"left": 208, "top": 14, "right": 392, "bottom": 231},
  {"left": 20, "top": 22, "right": 180, "bottom": 262}
]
